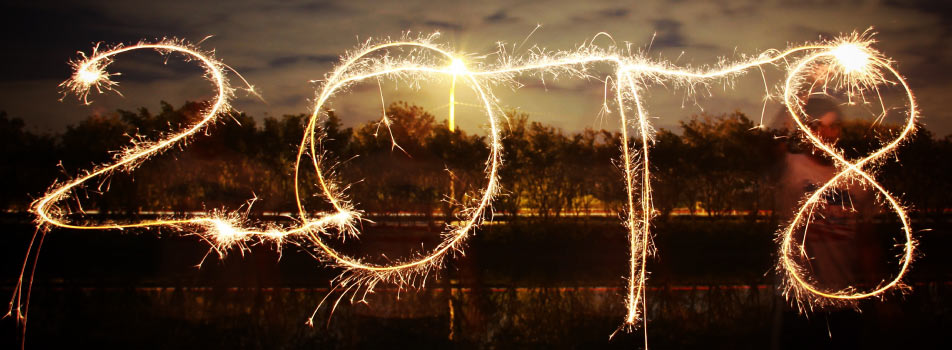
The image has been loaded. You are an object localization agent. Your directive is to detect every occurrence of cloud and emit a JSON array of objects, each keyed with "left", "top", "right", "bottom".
[
  {"left": 282, "top": 0, "right": 354, "bottom": 15},
  {"left": 484, "top": 9, "right": 516, "bottom": 24},
  {"left": 651, "top": 19, "right": 686, "bottom": 48},
  {"left": 2, "top": 0, "right": 951, "bottom": 136},
  {"left": 422, "top": 20, "right": 464, "bottom": 31},
  {"left": 570, "top": 7, "right": 634, "bottom": 22},
  {"left": 268, "top": 54, "right": 339, "bottom": 69},
  {"left": 598, "top": 8, "right": 630, "bottom": 18}
]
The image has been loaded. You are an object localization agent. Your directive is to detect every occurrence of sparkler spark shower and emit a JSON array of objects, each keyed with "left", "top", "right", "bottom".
[{"left": 8, "top": 30, "right": 918, "bottom": 344}]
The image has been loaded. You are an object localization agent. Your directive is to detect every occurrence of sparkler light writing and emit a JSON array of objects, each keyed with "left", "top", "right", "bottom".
[
  {"left": 8, "top": 30, "right": 918, "bottom": 344},
  {"left": 779, "top": 35, "right": 916, "bottom": 310}
]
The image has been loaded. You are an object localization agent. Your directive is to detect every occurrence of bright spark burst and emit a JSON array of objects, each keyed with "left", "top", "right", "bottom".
[
  {"left": 832, "top": 43, "right": 871, "bottom": 74},
  {"left": 9, "top": 30, "right": 919, "bottom": 345},
  {"left": 75, "top": 66, "right": 103, "bottom": 85}
]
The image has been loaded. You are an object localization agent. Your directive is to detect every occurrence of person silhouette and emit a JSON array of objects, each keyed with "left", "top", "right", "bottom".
[
  {"left": 776, "top": 97, "right": 875, "bottom": 291},
  {"left": 770, "top": 96, "right": 879, "bottom": 349}
]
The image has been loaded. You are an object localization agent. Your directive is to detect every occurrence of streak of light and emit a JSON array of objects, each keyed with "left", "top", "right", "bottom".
[{"left": 11, "top": 30, "right": 918, "bottom": 344}]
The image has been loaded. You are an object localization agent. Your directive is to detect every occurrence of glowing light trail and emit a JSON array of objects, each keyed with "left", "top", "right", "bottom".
[
  {"left": 448, "top": 57, "right": 466, "bottom": 132},
  {"left": 778, "top": 36, "right": 917, "bottom": 309},
  {"left": 9, "top": 31, "right": 918, "bottom": 344}
]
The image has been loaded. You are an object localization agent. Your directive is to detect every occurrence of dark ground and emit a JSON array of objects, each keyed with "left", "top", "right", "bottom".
[{"left": 2, "top": 215, "right": 951, "bottom": 349}]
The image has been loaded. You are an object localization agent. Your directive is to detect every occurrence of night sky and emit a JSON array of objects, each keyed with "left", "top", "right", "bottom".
[{"left": 2, "top": 0, "right": 951, "bottom": 135}]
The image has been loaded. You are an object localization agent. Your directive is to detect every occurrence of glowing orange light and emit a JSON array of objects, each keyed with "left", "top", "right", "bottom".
[
  {"left": 8, "top": 30, "right": 918, "bottom": 347},
  {"left": 832, "top": 43, "right": 871, "bottom": 74},
  {"left": 447, "top": 57, "right": 466, "bottom": 132},
  {"left": 778, "top": 41, "right": 916, "bottom": 310},
  {"left": 75, "top": 66, "right": 102, "bottom": 85}
]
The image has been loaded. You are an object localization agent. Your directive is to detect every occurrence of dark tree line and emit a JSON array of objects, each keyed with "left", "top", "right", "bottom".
[{"left": 2, "top": 102, "right": 950, "bottom": 221}]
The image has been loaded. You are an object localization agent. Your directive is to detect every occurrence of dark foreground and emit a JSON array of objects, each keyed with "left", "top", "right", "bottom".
[{"left": 2, "top": 216, "right": 951, "bottom": 349}]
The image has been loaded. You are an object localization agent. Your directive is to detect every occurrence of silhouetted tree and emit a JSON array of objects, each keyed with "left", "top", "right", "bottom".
[
  {"left": 2, "top": 101, "right": 949, "bottom": 223},
  {"left": 0, "top": 112, "right": 58, "bottom": 210}
]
